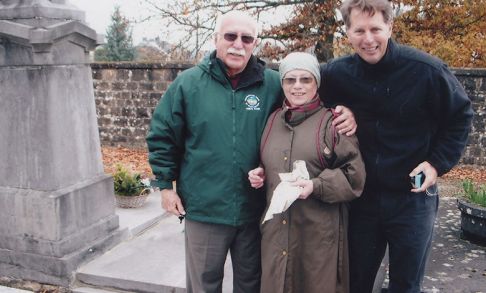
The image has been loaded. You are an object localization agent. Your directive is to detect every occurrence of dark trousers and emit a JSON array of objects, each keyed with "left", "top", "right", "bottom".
[
  {"left": 348, "top": 190, "right": 438, "bottom": 293},
  {"left": 185, "top": 219, "right": 261, "bottom": 293}
]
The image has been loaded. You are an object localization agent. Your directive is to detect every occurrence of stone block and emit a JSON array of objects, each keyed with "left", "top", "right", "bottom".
[
  {"left": 94, "top": 81, "right": 110, "bottom": 91},
  {"left": 116, "top": 69, "right": 130, "bottom": 81},
  {"left": 0, "top": 2, "right": 85, "bottom": 21},
  {"left": 149, "top": 69, "right": 165, "bottom": 81},
  {"left": 100, "top": 69, "right": 116, "bottom": 81},
  {"left": 0, "top": 228, "right": 126, "bottom": 286},
  {"left": 131, "top": 70, "right": 146, "bottom": 81},
  {"left": 0, "top": 64, "right": 104, "bottom": 191},
  {"left": 126, "top": 82, "right": 138, "bottom": 90},
  {"left": 0, "top": 20, "right": 100, "bottom": 65},
  {"left": 139, "top": 82, "right": 154, "bottom": 91},
  {"left": 112, "top": 82, "right": 126, "bottom": 91},
  {"left": 0, "top": 176, "right": 127, "bottom": 286},
  {"left": 155, "top": 82, "right": 167, "bottom": 91}
]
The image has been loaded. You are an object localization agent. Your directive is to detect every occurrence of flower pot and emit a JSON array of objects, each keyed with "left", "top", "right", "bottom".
[
  {"left": 457, "top": 199, "right": 486, "bottom": 242},
  {"left": 115, "top": 189, "right": 150, "bottom": 208}
]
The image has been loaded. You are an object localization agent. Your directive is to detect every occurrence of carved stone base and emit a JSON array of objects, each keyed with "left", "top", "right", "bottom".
[{"left": 0, "top": 175, "right": 128, "bottom": 286}]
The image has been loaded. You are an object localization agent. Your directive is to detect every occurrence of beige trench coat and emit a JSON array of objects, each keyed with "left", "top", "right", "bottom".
[{"left": 259, "top": 103, "right": 366, "bottom": 293}]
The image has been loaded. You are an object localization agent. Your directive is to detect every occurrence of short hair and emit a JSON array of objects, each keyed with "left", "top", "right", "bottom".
[
  {"left": 214, "top": 11, "right": 259, "bottom": 38},
  {"left": 340, "top": 0, "right": 394, "bottom": 28}
]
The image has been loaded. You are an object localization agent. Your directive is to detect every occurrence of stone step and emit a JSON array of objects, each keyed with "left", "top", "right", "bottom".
[
  {"left": 76, "top": 214, "right": 186, "bottom": 293},
  {"left": 115, "top": 192, "right": 166, "bottom": 238},
  {"left": 0, "top": 287, "right": 30, "bottom": 293},
  {"left": 71, "top": 286, "right": 124, "bottom": 293},
  {"left": 75, "top": 211, "right": 234, "bottom": 293}
]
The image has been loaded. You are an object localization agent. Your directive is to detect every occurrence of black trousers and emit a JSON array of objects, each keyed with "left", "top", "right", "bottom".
[{"left": 348, "top": 190, "right": 438, "bottom": 293}]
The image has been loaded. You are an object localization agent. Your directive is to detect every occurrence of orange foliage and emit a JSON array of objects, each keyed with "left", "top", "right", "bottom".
[
  {"left": 393, "top": 0, "right": 486, "bottom": 67},
  {"left": 258, "top": 0, "right": 486, "bottom": 67},
  {"left": 101, "top": 147, "right": 486, "bottom": 184},
  {"left": 102, "top": 146, "right": 153, "bottom": 178}
]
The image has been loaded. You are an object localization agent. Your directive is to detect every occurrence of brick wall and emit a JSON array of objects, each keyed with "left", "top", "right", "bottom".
[{"left": 91, "top": 63, "right": 486, "bottom": 166}]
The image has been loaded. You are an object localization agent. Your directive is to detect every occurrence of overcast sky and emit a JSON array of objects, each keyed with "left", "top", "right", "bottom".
[
  {"left": 68, "top": 0, "right": 160, "bottom": 44},
  {"left": 67, "top": 0, "right": 291, "bottom": 50}
]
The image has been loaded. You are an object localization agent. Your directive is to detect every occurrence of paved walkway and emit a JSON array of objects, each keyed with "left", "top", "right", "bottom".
[
  {"left": 74, "top": 192, "right": 232, "bottom": 293},
  {"left": 381, "top": 197, "right": 486, "bottom": 293},
  {"left": 1, "top": 192, "right": 485, "bottom": 292},
  {"left": 0, "top": 288, "right": 29, "bottom": 293},
  {"left": 420, "top": 197, "right": 485, "bottom": 292}
]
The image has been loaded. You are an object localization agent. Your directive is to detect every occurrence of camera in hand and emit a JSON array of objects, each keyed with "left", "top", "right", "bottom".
[{"left": 410, "top": 172, "right": 425, "bottom": 189}]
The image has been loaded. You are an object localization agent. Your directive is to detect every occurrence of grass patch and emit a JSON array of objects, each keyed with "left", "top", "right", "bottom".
[{"left": 462, "top": 179, "right": 486, "bottom": 207}]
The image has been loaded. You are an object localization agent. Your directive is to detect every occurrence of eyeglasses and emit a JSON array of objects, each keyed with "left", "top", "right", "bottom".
[
  {"left": 282, "top": 77, "right": 315, "bottom": 86},
  {"left": 222, "top": 33, "right": 255, "bottom": 44}
]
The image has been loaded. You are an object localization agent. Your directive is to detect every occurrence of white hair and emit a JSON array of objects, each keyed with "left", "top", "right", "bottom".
[{"left": 214, "top": 10, "right": 260, "bottom": 38}]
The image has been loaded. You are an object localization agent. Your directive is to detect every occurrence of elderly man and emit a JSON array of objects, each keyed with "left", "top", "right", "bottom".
[
  {"left": 320, "top": 0, "right": 473, "bottom": 292},
  {"left": 147, "top": 10, "right": 356, "bottom": 293}
]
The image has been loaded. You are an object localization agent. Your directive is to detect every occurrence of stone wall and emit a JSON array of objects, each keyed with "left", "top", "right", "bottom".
[
  {"left": 454, "top": 69, "right": 486, "bottom": 165},
  {"left": 91, "top": 62, "right": 193, "bottom": 148},
  {"left": 91, "top": 63, "right": 486, "bottom": 166}
]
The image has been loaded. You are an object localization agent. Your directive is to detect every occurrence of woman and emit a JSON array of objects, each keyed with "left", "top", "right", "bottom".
[{"left": 248, "top": 52, "right": 366, "bottom": 293}]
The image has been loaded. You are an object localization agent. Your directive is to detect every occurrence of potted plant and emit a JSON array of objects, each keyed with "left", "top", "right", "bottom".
[
  {"left": 457, "top": 179, "right": 486, "bottom": 241},
  {"left": 113, "top": 164, "right": 152, "bottom": 208}
]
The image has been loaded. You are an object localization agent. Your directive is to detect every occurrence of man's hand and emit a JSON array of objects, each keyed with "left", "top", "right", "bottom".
[
  {"left": 161, "top": 189, "right": 186, "bottom": 216},
  {"left": 291, "top": 179, "right": 314, "bottom": 199},
  {"left": 248, "top": 167, "right": 265, "bottom": 189},
  {"left": 332, "top": 105, "right": 357, "bottom": 136},
  {"left": 409, "top": 161, "right": 438, "bottom": 193}
]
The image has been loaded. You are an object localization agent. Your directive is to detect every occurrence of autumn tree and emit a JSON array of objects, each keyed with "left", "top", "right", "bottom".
[
  {"left": 142, "top": 0, "right": 333, "bottom": 61},
  {"left": 143, "top": 0, "right": 486, "bottom": 67},
  {"left": 95, "top": 6, "right": 136, "bottom": 62},
  {"left": 261, "top": 0, "right": 340, "bottom": 62},
  {"left": 393, "top": 0, "right": 486, "bottom": 67}
]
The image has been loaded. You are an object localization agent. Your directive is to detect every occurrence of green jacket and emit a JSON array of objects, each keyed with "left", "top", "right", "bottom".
[{"left": 147, "top": 52, "right": 282, "bottom": 226}]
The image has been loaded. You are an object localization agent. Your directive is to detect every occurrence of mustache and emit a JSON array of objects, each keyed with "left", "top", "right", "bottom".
[{"left": 227, "top": 48, "right": 246, "bottom": 56}]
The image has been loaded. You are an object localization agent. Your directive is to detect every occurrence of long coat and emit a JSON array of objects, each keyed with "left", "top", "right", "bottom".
[{"left": 259, "top": 101, "right": 366, "bottom": 293}]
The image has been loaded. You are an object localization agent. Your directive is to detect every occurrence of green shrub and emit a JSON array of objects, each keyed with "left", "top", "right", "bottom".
[
  {"left": 462, "top": 179, "right": 486, "bottom": 208},
  {"left": 113, "top": 164, "right": 146, "bottom": 196}
]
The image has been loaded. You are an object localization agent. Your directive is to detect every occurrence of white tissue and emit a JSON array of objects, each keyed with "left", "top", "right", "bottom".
[{"left": 262, "top": 160, "right": 309, "bottom": 224}]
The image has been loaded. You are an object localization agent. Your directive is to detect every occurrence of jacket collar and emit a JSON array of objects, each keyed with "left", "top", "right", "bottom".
[
  {"left": 354, "top": 38, "right": 399, "bottom": 73},
  {"left": 282, "top": 95, "right": 323, "bottom": 126}
]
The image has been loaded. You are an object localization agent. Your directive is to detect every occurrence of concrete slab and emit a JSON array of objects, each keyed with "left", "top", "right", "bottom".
[
  {"left": 72, "top": 286, "right": 119, "bottom": 293},
  {"left": 0, "top": 286, "right": 29, "bottom": 293},
  {"left": 116, "top": 191, "right": 165, "bottom": 237},
  {"left": 76, "top": 213, "right": 233, "bottom": 293}
]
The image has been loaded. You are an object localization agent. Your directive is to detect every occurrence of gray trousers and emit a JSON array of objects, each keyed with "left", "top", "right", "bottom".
[{"left": 185, "top": 219, "right": 261, "bottom": 293}]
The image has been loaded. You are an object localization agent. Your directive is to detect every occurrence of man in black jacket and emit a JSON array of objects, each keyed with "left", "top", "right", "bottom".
[{"left": 320, "top": 0, "right": 474, "bottom": 292}]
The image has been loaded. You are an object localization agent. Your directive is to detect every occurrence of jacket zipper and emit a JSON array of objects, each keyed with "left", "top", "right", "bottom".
[{"left": 232, "top": 90, "right": 237, "bottom": 224}]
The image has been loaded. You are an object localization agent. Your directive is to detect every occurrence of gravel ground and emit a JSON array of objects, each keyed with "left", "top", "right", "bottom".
[{"left": 381, "top": 178, "right": 486, "bottom": 293}]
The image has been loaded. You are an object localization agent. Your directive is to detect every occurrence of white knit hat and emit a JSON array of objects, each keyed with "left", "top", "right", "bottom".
[{"left": 279, "top": 52, "right": 321, "bottom": 88}]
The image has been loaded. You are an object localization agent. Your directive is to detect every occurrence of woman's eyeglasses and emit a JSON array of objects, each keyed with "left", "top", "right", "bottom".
[
  {"left": 222, "top": 33, "right": 255, "bottom": 44},
  {"left": 282, "top": 77, "right": 315, "bottom": 86}
]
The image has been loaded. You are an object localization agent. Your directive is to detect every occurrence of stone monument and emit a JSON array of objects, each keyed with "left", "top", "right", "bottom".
[{"left": 0, "top": 0, "right": 125, "bottom": 286}]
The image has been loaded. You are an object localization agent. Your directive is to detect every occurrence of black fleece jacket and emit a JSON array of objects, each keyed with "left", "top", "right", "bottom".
[{"left": 320, "top": 39, "right": 473, "bottom": 192}]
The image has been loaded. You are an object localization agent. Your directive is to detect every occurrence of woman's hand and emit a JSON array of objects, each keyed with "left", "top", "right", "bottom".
[
  {"left": 248, "top": 167, "right": 265, "bottom": 189},
  {"left": 292, "top": 179, "right": 314, "bottom": 199}
]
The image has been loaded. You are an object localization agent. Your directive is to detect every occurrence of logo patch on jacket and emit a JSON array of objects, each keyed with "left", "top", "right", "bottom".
[{"left": 244, "top": 95, "right": 260, "bottom": 111}]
